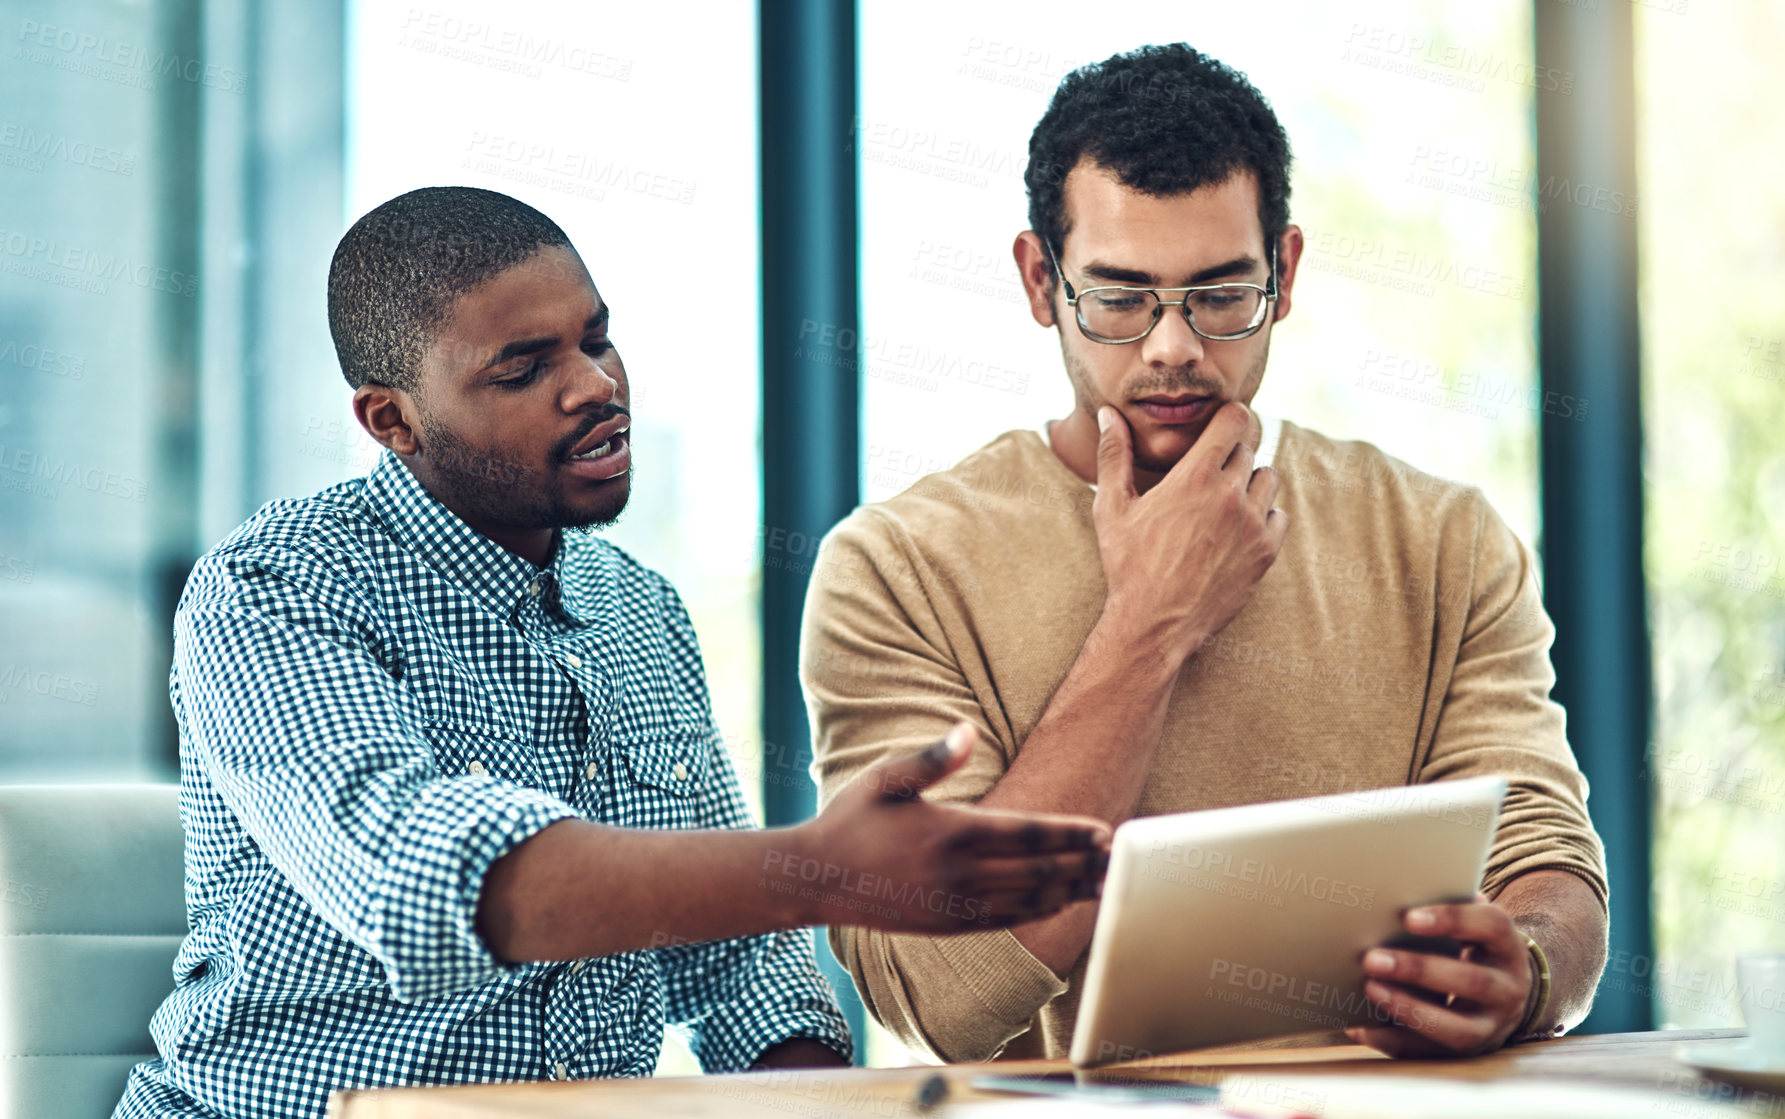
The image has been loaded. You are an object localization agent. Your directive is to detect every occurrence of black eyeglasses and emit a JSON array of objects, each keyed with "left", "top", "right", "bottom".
[{"left": 1045, "top": 240, "right": 1279, "bottom": 344}]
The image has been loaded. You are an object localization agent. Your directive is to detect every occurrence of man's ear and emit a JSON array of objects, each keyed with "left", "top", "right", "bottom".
[
  {"left": 1271, "top": 224, "right": 1306, "bottom": 324},
  {"left": 1013, "top": 231, "right": 1060, "bottom": 329},
  {"left": 354, "top": 382, "right": 420, "bottom": 456}
]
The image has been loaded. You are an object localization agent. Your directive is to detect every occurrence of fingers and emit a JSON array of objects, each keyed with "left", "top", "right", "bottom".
[
  {"left": 843, "top": 876, "right": 1094, "bottom": 936},
  {"left": 1403, "top": 899, "right": 1523, "bottom": 963},
  {"left": 967, "top": 879, "right": 1101, "bottom": 925},
  {"left": 871, "top": 722, "right": 976, "bottom": 803},
  {"left": 853, "top": 858, "right": 1104, "bottom": 935},
  {"left": 1357, "top": 978, "right": 1504, "bottom": 1055},
  {"left": 939, "top": 811, "right": 1111, "bottom": 856},
  {"left": 1350, "top": 914, "right": 1533, "bottom": 1056},
  {"left": 948, "top": 848, "right": 1110, "bottom": 895},
  {"left": 931, "top": 836, "right": 1111, "bottom": 930},
  {"left": 1344, "top": 1024, "right": 1450, "bottom": 1059},
  {"left": 1221, "top": 434, "right": 1256, "bottom": 476},
  {"left": 1219, "top": 400, "right": 1259, "bottom": 473},
  {"left": 1363, "top": 947, "right": 1525, "bottom": 1011},
  {"left": 893, "top": 817, "right": 1110, "bottom": 933},
  {"left": 1249, "top": 465, "right": 1288, "bottom": 551},
  {"left": 1187, "top": 400, "right": 1253, "bottom": 476},
  {"left": 1094, "top": 406, "right": 1137, "bottom": 508},
  {"left": 1263, "top": 506, "right": 1290, "bottom": 551},
  {"left": 1246, "top": 464, "right": 1280, "bottom": 510}
]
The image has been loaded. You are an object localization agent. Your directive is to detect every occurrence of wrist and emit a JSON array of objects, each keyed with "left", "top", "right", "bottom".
[
  {"left": 759, "top": 824, "right": 822, "bottom": 927},
  {"left": 1512, "top": 932, "right": 1554, "bottom": 1042},
  {"left": 1097, "top": 594, "right": 1207, "bottom": 671},
  {"left": 752, "top": 1037, "right": 849, "bottom": 1069}
]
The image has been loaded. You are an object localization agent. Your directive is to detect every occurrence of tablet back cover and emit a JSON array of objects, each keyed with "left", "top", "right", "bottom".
[{"left": 1071, "top": 777, "right": 1507, "bottom": 1067}]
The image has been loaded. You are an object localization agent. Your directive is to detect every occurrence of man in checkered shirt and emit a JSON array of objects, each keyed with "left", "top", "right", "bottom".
[{"left": 115, "top": 187, "right": 1109, "bottom": 1119}]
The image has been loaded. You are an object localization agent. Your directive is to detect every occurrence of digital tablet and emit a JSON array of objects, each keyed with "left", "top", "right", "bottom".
[{"left": 1070, "top": 776, "right": 1509, "bottom": 1067}]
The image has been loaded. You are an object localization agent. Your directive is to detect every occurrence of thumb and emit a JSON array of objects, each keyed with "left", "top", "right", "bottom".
[
  {"left": 875, "top": 722, "right": 976, "bottom": 802},
  {"left": 1094, "top": 406, "right": 1137, "bottom": 505}
]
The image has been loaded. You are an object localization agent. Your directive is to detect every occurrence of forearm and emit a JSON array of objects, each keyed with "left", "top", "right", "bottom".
[
  {"left": 751, "top": 1038, "right": 850, "bottom": 1069},
  {"left": 979, "top": 604, "right": 1186, "bottom": 823},
  {"left": 976, "top": 605, "right": 1186, "bottom": 974},
  {"left": 1493, "top": 868, "right": 1609, "bottom": 1034},
  {"left": 476, "top": 818, "right": 809, "bottom": 962}
]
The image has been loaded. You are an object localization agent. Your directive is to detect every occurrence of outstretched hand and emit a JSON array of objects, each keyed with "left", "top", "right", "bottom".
[{"left": 791, "top": 723, "right": 1111, "bottom": 934}]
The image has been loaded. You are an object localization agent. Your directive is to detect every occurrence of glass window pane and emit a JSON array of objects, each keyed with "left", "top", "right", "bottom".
[
  {"left": 1640, "top": 2, "right": 1785, "bottom": 1029},
  {"left": 347, "top": 0, "right": 764, "bottom": 825},
  {"left": 0, "top": 0, "right": 201, "bottom": 780}
]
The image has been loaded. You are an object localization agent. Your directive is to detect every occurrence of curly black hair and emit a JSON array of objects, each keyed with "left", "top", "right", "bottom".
[
  {"left": 327, "top": 186, "right": 573, "bottom": 393},
  {"left": 1025, "top": 44, "right": 1292, "bottom": 284}
]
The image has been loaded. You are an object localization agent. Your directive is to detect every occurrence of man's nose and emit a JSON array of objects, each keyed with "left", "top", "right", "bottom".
[
  {"left": 1139, "top": 302, "right": 1205, "bottom": 369},
  {"left": 561, "top": 350, "right": 620, "bottom": 411}
]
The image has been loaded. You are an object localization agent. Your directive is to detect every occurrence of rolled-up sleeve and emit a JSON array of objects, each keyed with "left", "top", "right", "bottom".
[
  {"left": 650, "top": 593, "right": 852, "bottom": 1069},
  {"left": 175, "top": 547, "right": 578, "bottom": 1003},
  {"left": 659, "top": 926, "right": 853, "bottom": 1071},
  {"left": 1417, "top": 495, "right": 1610, "bottom": 909}
]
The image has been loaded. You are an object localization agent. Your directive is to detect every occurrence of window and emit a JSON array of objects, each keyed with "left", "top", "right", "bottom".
[
  {"left": 1, "top": 1, "right": 211, "bottom": 779},
  {"left": 347, "top": 0, "right": 766, "bottom": 821},
  {"left": 1639, "top": 1, "right": 1785, "bottom": 1029}
]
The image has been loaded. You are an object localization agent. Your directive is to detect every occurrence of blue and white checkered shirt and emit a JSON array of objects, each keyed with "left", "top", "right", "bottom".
[{"left": 116, "top": 451, "right": 851, "bottom": 1119}]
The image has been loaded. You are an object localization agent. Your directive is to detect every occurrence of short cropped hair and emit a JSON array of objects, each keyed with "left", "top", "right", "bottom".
[
  {"left": 327, "top": 186, "right": 572, "bottom": 392},
  {"left": 1025, "top": 44, "right": 1292, "bottom": 282}
]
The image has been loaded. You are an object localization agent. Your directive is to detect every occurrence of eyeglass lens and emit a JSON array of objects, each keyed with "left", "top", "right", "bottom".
[{"left": 1078, "top": 286, "right": 1265, "bottom": 342}]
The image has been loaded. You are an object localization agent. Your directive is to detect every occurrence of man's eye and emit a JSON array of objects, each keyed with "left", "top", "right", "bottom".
[
  {"left": 583, "top": 338, "right": 612, "bottom": 356},
  {"left": 1092, "top": 292, "right": 1150, "bottom": 311},
  {"left": 496, "top": 361, "right": 545, "bottom": 388}
]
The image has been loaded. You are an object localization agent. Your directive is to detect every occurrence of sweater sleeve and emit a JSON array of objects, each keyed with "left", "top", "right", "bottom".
[
  {"left": 799, "top": 509, "right": 1068, "bottom": 1062},
  {"left": 1417, "top": 493, "right": 1610, "bottom": 910}
]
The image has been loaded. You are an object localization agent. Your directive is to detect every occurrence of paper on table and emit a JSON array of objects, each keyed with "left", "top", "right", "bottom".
[
  {"left": 947, "top": 1102, "right": 1254, "bottom": 1118},
  {"left": 1220, "top": 1075, "right": 1759, "bottom": 1119}
]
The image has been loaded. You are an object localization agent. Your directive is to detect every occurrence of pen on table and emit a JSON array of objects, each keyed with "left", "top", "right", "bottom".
[{"left": 913, "top": 1072, "right": 949, "bottom": 1112}]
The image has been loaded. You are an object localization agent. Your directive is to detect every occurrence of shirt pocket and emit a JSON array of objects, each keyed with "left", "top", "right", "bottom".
[
  {"left": 425, "top": 720, "right": 542, "bottom": 787},
  {"left": 615, "top": 729, "right": 711, "bottom": 828}
]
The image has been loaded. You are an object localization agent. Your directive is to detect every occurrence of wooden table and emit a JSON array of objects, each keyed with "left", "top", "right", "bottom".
[{"left": 330, "top": 1028, "right": 1777, "bottom": 1117}]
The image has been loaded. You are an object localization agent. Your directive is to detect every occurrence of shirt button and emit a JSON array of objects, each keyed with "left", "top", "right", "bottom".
[
  {"left": 467, "top": 760, "right": 486, "bottom": 776},
  {"left": 527, "top": 578, "right": 542, "bottom": 598},
  {"left": 585, "top": 762, "right": 599, "bottom": 781},
  {"left": 553, "top": 1061, "right": 568, "bottom": 1081},
  {"left": 672, "top": 762, "right": 689, "bottom": 782},
  {"left": 571, "top": 959, "right": 586, "bottom": 974},
  {"left": 564, "top": 653, "right": 583, "bottom": 670}
]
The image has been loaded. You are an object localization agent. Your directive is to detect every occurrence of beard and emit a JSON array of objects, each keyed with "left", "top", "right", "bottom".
[
  {"left": 1060, "top": 331, "right": 1272, "bottom": 475},
  {"left": 415, "top": 407, "right": 631, "bottom": 533}
]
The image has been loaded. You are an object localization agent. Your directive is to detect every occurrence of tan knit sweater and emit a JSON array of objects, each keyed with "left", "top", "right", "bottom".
[{"left": 798, "top": 421, "right": 1608, "bottom": 1064}]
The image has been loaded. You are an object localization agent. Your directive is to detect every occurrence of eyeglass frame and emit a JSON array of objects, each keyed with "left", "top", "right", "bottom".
[{"left": 1044, "top": 238, "right": 1280, "bottom": 344}]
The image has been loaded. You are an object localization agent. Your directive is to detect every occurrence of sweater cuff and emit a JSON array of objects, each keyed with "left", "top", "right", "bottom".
[{"left": 930, "top": 928, "right": 1069, "bottom": 1054}]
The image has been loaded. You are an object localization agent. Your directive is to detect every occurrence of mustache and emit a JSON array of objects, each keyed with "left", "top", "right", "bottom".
[
  {"left": 551, "top": 404, "right": 631, "bottom": 460},
  {"left": 1126, "top": 370, "right": 1224, "bottom": 399}
]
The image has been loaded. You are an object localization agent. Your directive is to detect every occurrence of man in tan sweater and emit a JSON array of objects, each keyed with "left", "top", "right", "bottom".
[{"left": 800, "top": 43, "right": 1609, "bottom": 1064}]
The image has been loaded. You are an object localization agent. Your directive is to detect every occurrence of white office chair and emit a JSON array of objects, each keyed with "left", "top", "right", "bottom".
[{"left": 0, "top": 785, "right": 186, "bottom": 1119}]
